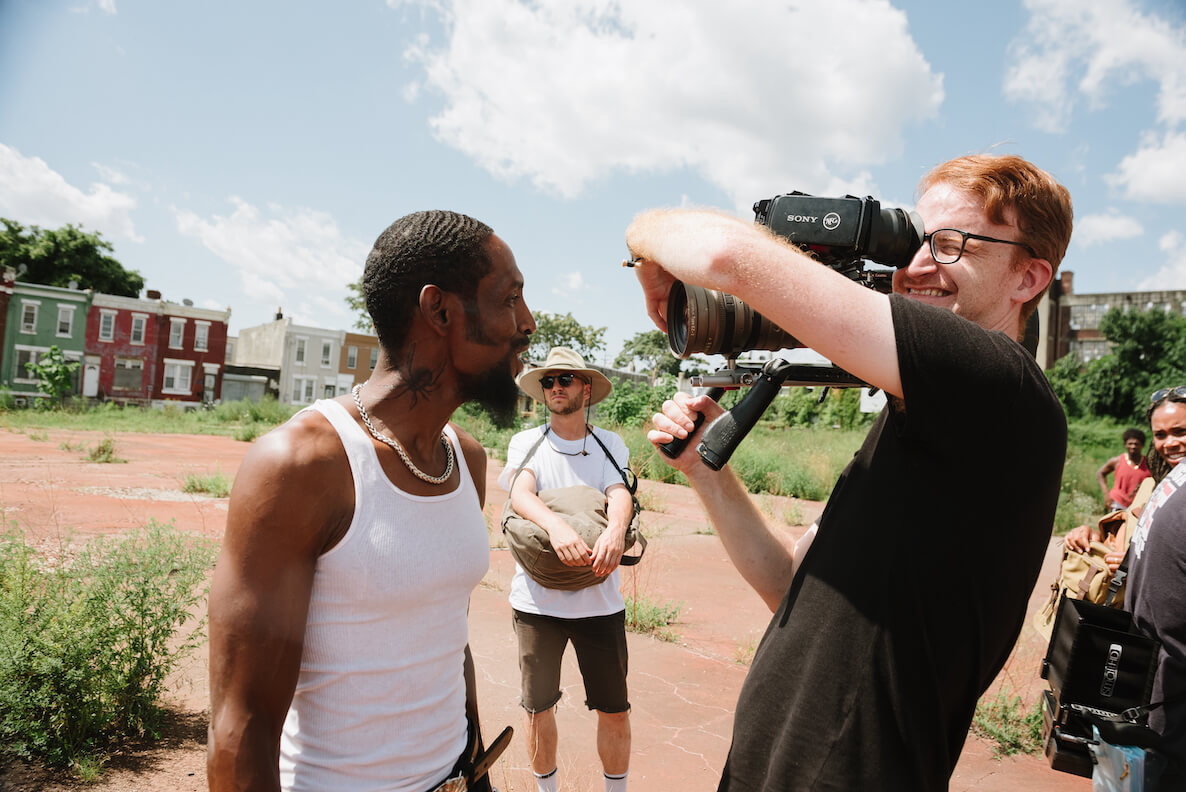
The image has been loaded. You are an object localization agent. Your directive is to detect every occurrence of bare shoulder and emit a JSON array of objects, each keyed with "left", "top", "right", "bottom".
[{"left": 228, "top": 408, "right": 352, "bottom": 554}]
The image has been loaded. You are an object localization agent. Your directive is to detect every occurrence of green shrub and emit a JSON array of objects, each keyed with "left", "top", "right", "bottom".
[
  {"left": 0, "top": 521, "right": 218, "bottom": 770},
  {"left": 183, "top": 471, "right": 232, "bottom": 498},
  {"left": 623, "top": 594, "right": 681, "bottom": 642},
  {"left": 87, "top": 435, "right": 125, "bottom": 463},
  {"left": 971, "top": 693, "right": 1043, "bottom": 756}
]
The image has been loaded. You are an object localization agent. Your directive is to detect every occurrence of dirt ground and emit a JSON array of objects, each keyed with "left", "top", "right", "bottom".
[{"left": 0, "top": 426, "right": 1087, "bottom": 791}]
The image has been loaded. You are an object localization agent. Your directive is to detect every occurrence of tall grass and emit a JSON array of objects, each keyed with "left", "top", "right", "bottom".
[
  {"left": 0, "top": 521, "right": 218, "bottom": 771},
  {"left": 0, "top": 396, "right": 297, "bottom": 439}
]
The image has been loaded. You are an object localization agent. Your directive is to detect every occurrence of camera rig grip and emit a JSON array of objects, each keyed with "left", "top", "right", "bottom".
[
  {"left": 658, "top": 387, "right": 726, "bottom": 459},
  {"left": 696, "top": 359, "right": 796, "bottom": 471}
]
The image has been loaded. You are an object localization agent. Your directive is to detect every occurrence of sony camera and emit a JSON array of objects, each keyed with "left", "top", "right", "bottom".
[{"left": 665, "top": 192, "right": 924, "bottom": 360}]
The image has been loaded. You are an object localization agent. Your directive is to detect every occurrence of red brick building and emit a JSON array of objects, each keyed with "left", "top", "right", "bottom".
[{"left": 84, "top": 290, "right": 230, "bottom": 406}]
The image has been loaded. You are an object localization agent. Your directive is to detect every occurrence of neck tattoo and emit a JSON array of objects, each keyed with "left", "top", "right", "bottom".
[{"left": 352, "top": 383, "right": 454, "bottom": 485}]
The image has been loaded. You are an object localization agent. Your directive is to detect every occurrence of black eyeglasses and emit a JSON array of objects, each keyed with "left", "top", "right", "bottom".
[
  {"left": 1151, "top": 386, "right": 1186, "bottom": 404},
  {"left": 540, "top": 373, "right": 579, "bottom": 389},
  {"left": 922, "top": 228, "right": 1038, "bottom": 265}
]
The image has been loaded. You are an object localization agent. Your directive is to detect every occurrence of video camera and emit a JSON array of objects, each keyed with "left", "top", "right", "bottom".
[{"left": 659, "top": 192, "right": 923, "bottom": 467}]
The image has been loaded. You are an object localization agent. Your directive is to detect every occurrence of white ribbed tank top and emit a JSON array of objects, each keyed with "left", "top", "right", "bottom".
[{"left": 278, "top": 399, "right": 489, "bottom": 792}]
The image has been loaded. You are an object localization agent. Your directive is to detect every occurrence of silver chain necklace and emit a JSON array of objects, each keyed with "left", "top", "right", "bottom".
[{"left": 351, "top": 383, "right": 454, "bottom": 485}]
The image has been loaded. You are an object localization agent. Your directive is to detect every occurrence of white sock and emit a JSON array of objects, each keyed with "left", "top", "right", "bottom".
[
  {"left": 534, "top": 767, "right": 558, "bottom": 792},
  {"left": 604, "top": 770, "right": 628, "bottom": 792}
]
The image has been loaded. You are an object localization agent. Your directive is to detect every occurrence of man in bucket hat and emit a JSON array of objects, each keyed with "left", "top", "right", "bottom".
[{"left": 498, "top": 347, "right": 633, "bottom": 792}]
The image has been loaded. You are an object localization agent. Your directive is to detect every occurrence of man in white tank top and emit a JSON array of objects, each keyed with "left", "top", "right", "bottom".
[
  {"left": 499, "top": 348, "right": 634, "bottom": 792},
  {"left": 208, "top": 211, "right": 536, "bottom": 792}
]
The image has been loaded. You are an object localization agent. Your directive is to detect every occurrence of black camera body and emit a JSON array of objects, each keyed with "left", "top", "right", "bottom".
[
  {"left": 665, "top": 192, "right": 923, "bottom": 361},
  {"left": 753, "top": 192, "right": 921, "bottom": 292}
]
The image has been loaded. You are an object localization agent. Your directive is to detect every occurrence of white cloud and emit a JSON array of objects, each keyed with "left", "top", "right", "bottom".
[
  {"left": 396, "top": 0, "right": 942, "bottom": 208},
  {"left": 98, "top": 0, "right": 117, "bottom": 14},
  {"left": 91, "top": 162, "right": 129, "bottom": 185},
  {"left": 1136, "top": 230, "right": 1186, "bottom": 289},
  {"left": 1006, "top": 0, "right": 1186, "bottom": 133},
  {"left": 0, "top": 143, "right": 142, "bottom": 242},
  {"left": 1105, "top": 130, "right": 1186, "bottom": 203},
  {"left": 1073, "top": 209, "right": 1144, "bottom": 247},
  {"left": 173, "top": 198, "right": 367, "bottom": 321},
  {"left": 552, "top": 271, "right": 587, "bottom": 297}
]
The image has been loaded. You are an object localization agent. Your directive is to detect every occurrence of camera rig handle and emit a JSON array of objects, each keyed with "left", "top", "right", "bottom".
[
  {"left": 697, "top": 359, "right": 796, "bottom": 471},
  {"left": 658, "top": 387, "right": 727, "bottom": 460}
]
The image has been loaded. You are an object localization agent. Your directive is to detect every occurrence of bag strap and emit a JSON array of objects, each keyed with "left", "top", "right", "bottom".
[
  {"left": 506, "top": 425, "right": 552, "bottom": 496},
  {"left": 1102, "top": 544, "right": 1133, "bottom": 607}
]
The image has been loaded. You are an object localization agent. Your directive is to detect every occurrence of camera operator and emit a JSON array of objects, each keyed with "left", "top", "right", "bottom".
[{"left": 628, "top": 154, "right": 1072, "bottom": 791}]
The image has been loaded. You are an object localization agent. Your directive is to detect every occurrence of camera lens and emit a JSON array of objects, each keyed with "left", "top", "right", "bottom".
[
  {"left": 666, "top": 280, "right": 799, "bottom": 358},
  {"left": 866, "top": 207, "right": 924, "bottom": 269}
]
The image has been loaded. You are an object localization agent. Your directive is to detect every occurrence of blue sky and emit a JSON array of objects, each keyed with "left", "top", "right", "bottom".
[{"left": 2, "top": 0, "right": 1185, "bottom": 367}]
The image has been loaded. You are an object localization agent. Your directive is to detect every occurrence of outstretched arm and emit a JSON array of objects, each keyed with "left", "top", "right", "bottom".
[
  {"left": 626, "top": 209, "right": 903, "bottom": 398},
  {"left": 649, "top": 392, "right": 798, "bottom": 611}
]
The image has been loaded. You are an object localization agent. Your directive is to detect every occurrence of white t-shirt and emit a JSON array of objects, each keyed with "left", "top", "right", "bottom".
[{"left": 499, "top": 424, "right": 630, "bottom": 618}]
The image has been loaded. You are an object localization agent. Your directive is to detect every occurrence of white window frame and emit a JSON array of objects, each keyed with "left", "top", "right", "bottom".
[
  {"left": 162, "top": 358, "right": 194, "bottom": 394},
  {"left": 169, "top": 318, "right": 186, "bottom": 350},
  {"left": 291, "top": 375, "right": 317, "bottom": 404},
  {"left": 295, "top": 337, "right": 307, "bottom": 364},
  {"left": 130, "top": 313, "right": 148, "bottom": 345},
  {"left": 98, "top": 310, "right": 117, "bottom": 342},
  {"left": 13, "top": 344, "right": 44, "bottom": 383},
  {"left": 112, "top": 357, "right": 144, "bottom": 391},
  {"left": 320, "top": 340, "right": 332, "bottom": 367},
  {"left": 56, "top": 305, "right": 76, "bottom": 338},
  {"left": 323, "top": 383, "right": 336, "bottom": 399},
  {"left": 19, "top": 300, "right": 39, "bottom": 334},
  {"left": 346, "top": 346, "right": 358, "bottom": 369},
  {"left": 369, "top": 347, "right": 378, "bottom": 370},
  {"left": 194, "top": 321, "right": 210, "bottom": 352}
]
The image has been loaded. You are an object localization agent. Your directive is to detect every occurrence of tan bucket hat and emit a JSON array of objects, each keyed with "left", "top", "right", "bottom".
[{"left": 517, "top": 347, "right": 613, "bottom": 405}]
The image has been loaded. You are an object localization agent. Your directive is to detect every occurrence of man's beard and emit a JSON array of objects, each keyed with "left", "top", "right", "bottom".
[
  {"left": 548, "top": 392, "right": 586, "bottom": 417},
  {"left": 457, "top": 354, "right": 521, "bottom": 425}
]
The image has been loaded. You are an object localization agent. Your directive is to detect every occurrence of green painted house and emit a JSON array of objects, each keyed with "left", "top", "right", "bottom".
[{"left": 1, "top": 281, "right": 93, "bottom": 403}]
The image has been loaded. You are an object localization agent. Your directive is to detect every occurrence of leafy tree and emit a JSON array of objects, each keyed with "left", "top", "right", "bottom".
[
  {"left": 1047, "top": 306, "right": 1186, "bottom": 422},
  {"left": 2, "top": 220, "right": 143, "bottom": 297},
  {"left": 614, "top": 330, "right": 684, "bottom": 379},
  {"left": 527, "top": 311, "right": 606, "bottom": 364},
  {"left": 345, "top": 279, "right": 371, "bottom": 331},
  {"left": 24, "top": 346, "right": 80, "bottom": 408}
]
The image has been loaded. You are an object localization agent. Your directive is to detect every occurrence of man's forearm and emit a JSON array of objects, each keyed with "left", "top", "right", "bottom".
[{"left": 684, "top": 464, "right": 796, "bottom": 611}]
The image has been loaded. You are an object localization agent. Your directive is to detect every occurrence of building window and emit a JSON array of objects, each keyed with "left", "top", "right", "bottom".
[
  {"left": 20, "top": 302, "right": 38, "bottom": 334},
  {"left": 169, "top": 318, "right": 186, "bottom": 349},
  {"left": 291, "top": 376, "right": 317, "bottom": 404},
  {"left": 57, "top": 306, "right": 75, "bottom": 337},
  {"left": 163, "top": 359, "right": 194, "bottom": 394},
  {"left": 131, "top": 314, "right": 147, "bottom": 345},
  {"left": 347, "top": 346, "right": 358, "bottom": 369},
  {"left": 99, "top": 310, "right": 117, "bottom": 342},
  {"left": 194, "top": 322, "right": 210, "bottom": 352},
  {"left": 321, "top": 340, "right": 332, "bottom": 367},
  {"left": 323, "top": 384, "right": 336, "bottom": 399},
  {"left": 295, "top": 338, "right": 307, "bottom": 364},
  {"left": 369, "top": 347, "right": 378, "bottom": 370},
  {"left": 14, "top": 347, "right": 41, "bottom": 382},
  {"left": 113, "top": 357, "right": 144, "bottom": 390}
]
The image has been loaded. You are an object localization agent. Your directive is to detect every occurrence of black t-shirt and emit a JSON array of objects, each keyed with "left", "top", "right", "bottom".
[{"left": 718, "top": 295, "right": 1067, "bottom": 792}]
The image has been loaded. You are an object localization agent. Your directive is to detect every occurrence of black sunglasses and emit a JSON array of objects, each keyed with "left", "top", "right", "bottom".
[
  {"left": 1151, "top": 386, "right": 1186, "bottom": 404},
  {"left": 540, "top": 373, "right": 579, "bottom": 389}
]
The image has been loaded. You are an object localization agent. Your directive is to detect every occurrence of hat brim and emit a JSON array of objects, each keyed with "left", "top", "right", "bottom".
[{"left": 517, "top": 366, "right": 613, "bottom": 406}]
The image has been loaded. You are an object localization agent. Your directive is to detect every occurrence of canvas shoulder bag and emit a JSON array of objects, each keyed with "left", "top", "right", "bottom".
[
  {"left": 500, "top": 425, "right": 646, "bottom": 591},
  {"left": 1034, "top": 510, "right": 1130, "bottom": 640}
]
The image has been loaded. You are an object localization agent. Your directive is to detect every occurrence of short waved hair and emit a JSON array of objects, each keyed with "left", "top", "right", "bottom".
[
  {"left": 919, "top": 154, "right": 1073, "bottom": 323},
  {"left": 363, "top": 210, "right": 494, "bottom": 353}
]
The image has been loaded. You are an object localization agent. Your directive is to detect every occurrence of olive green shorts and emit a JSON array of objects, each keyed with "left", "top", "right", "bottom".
[{"left": 512, "top": 609, "right": 629, "bottom": 714}]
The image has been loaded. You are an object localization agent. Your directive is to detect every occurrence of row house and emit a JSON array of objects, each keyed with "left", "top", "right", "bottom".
[
  {"left": 233, "top": 313, "right": 348, "bottom": 405},
  {"left": 0, "top": 280, "right": 92, "bottom": 403},
  {"left": 0, "top": 268, "right": 13, "bottom": 372},
  {"left": 340, "top": 330, "right": 381, "bottom": 390},
  {"left": 83, "top": 290, "right": 231, "bottom": 406}
]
